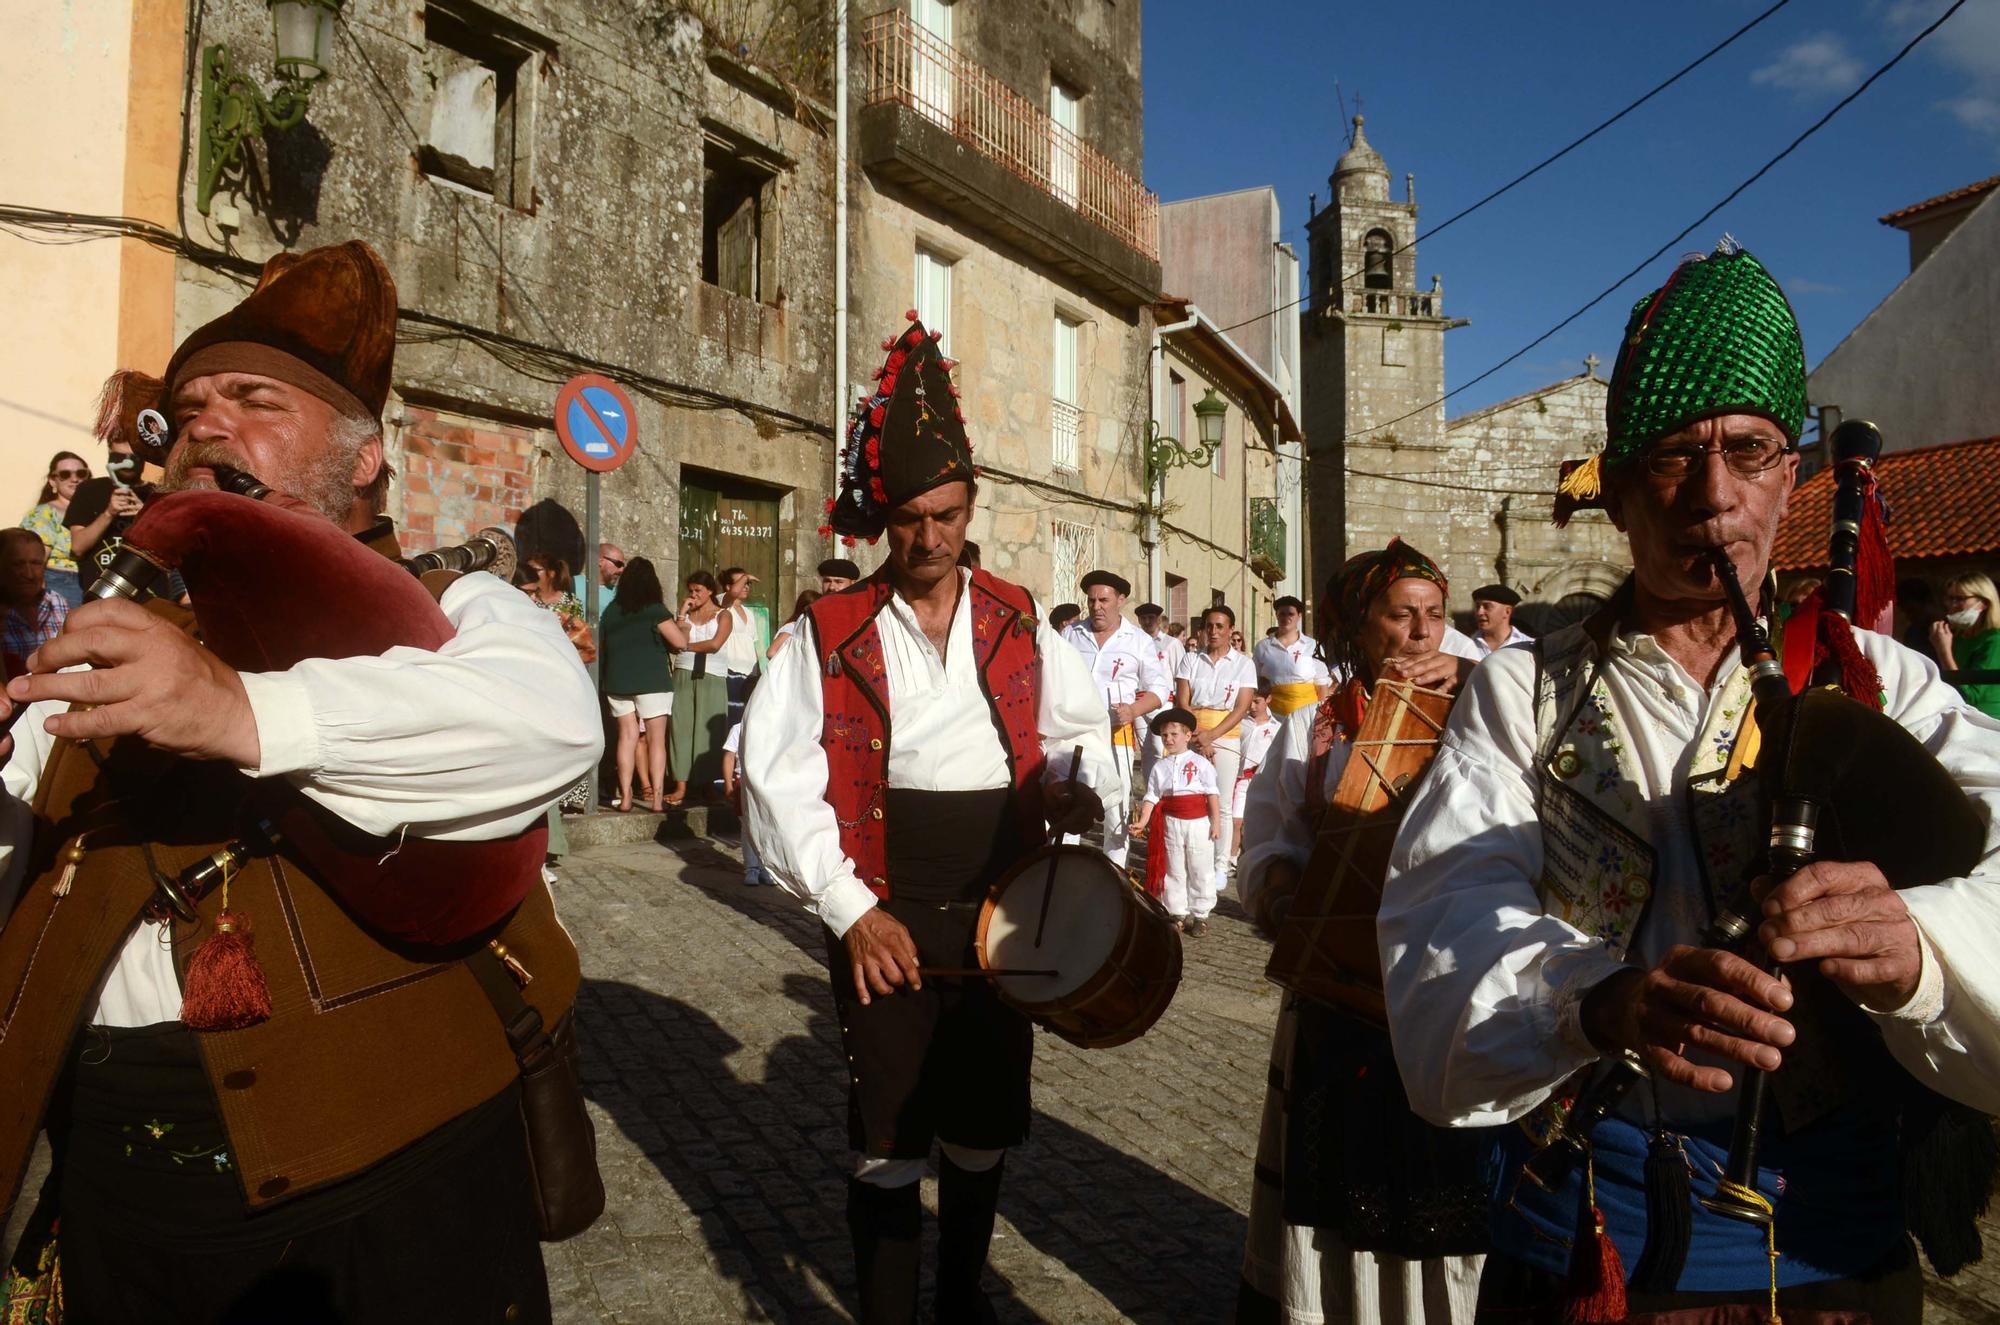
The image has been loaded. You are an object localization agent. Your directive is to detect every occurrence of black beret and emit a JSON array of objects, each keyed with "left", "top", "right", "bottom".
[
  {"left": 817, "top": 558, "right": 862, "bottom": 579},
  {"left": 1152, "top": 706, "right": 1198, "bottom": 731},
  {"left": 1472, "top": 584, "right": 1522, "bottom": 606},
  {"left": 1079, "top": 569, "right": 1131, "bottom": 597},
  {"left": 1134, "top": 601, "right": 1164, "bottom": 616}
]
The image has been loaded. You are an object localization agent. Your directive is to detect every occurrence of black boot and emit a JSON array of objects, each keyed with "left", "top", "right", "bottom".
[
  {"left": 847, "top": 1176, "right": 923, "bottom": 1325},
  {"left": 934, "top": 1153, "right": 1005, "bottom": 1324}
]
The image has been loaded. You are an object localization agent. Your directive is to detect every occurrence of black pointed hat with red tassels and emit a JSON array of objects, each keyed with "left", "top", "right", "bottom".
[{"left": 822, "top": 313, "right": 975, "bottom": 543}]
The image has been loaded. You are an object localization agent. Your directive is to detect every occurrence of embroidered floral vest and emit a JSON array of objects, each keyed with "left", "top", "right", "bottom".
[
  {"left": 808, "top": 570, "right": 1047, "bottom": 899},
  {"left": 1530, "top": 609, "right": 1877, "bottom": 1129}
]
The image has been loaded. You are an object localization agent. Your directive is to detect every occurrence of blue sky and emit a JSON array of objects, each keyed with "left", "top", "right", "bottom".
[{"left": 1142, "top": 0, "right": 2000, "bottom": 433}]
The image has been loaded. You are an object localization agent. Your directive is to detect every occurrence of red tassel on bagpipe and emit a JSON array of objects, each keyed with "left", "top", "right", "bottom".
[
  {"left": 180, "top": 911, "right": 273, "bottom": 1031},
  {"left": 1854, "top": 474, "right": 1894, "bottom": 634},
  {"left": 1565, "top": 1204, "right": 1630, "bottom": 1324}
]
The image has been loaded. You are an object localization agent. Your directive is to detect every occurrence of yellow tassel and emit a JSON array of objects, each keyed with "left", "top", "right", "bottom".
[
  {"left": 1712, "top": 1178, "right": 1781, "bottom": 1323},
  {"left": 1558, "top": 454, "right": 1604, "bottom": 501}
]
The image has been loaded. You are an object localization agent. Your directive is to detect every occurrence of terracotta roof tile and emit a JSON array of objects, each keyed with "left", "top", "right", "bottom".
[
  {"left": 1879, "top": 175, "right": 2000, "bottom": 227},
  {"left": 1772, "top": 436, "right": 2000, "bottom": 569}
]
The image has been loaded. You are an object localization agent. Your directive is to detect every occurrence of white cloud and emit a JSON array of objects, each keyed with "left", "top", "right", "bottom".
[
  {"left": 1941, "top": 95, "right": 2000, "bottom": 136},
  {"left": 1786, "top": 277, "right": 1845, "bottom": 296},
  {"left": 1883, "top": 0, "right": 2000, "bottom": 146},
  {"left": 1751, "top": 33, "right": 1866, "bottom": 97}
]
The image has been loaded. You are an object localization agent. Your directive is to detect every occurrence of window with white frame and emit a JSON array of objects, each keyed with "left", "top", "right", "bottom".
[
  {"left": 1049, "top": 79, "right": 1081, "bottom": 206},
  {"left": 914, "top": 247, "right": 953, "bottom": 352},
  {"left": 1052, "top": 314, "right": 1080, "bottom": 473},
  {"left": 911, "top": 0, "right": 953, "bottom": 127},
  {"left": 1052, "top": 518, "right": 1096, "bottom": 606}
]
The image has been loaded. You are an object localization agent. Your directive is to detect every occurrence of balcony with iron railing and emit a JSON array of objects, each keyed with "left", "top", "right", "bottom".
[{"left": 857, "top": 9, "right": 1162, "bottom": 310}]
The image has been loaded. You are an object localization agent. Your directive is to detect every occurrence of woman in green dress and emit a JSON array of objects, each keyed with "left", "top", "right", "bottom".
[
  {"left": 1932, "top": 571, "right": 2000, "bottom": 720},
  {"left": 665, "top": 569, "right": 733, "bottom": 805},
  {"left": 599, "top": 557, "right": 686, "bottom": 812}
]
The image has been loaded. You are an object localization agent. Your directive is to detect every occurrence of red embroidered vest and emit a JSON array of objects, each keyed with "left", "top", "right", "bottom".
[{"left": 808, "top": 569, "right": 1047, "bottom": 899}]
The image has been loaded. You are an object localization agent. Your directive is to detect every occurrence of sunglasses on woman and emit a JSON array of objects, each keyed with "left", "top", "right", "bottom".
[{"left": 54, "top": 467, "right": 89, "bottom": 479}]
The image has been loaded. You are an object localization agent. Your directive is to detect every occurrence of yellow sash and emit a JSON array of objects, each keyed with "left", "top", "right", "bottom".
[
  {"left": 1193, "top": 707, "right": 1240, "bottom": 746},
  {"left": 1269, "top": 681, "right": 1318, "bottom": 717},
  {"left": 1112, "top": 723, "right": 1137, "bottom": 749}
]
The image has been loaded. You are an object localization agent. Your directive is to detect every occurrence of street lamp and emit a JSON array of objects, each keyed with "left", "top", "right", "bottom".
[
  {"left": 198, "top": 0, "right": 343, "bottom": 215},
  {"left": 1144, "top": 387, "right": 1229, "bottom": 490}
]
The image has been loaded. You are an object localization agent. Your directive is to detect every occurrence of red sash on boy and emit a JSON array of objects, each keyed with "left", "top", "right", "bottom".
[{"left": 1142, "top": 794, "right": 1210, "bottom": 898}]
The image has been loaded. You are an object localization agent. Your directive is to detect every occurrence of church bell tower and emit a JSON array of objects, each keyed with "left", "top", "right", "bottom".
[{"left": 1298, "top": 116, "right": 1459, "bottom": 596}]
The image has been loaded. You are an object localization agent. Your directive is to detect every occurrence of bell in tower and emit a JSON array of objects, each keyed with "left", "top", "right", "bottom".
[{"left": 1297, "top": 115, "right": 1464, "bottom": 595}]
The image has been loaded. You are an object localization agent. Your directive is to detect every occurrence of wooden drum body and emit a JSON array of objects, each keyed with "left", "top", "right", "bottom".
[
  {"left": 976, "top": 845, "right": 1183, "bottom": 1049},
  {"left": 1264, "top": 681, "right": 1453, "bottom": 1026}
]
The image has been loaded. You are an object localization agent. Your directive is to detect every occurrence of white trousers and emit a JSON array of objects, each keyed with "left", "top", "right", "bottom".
[
  {"left": 1160, "top": 814, "right": 1216, "bottom": 919},
  {"left": 1207, "top": 741, "right": 1241, "bottom": 895},
  {"left": 1100, "top": 739, "right": 1136, "bottom": 865}
]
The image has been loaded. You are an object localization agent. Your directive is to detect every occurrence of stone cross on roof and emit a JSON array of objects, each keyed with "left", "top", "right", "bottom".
[{"left": 1584, "top": 353, "right": 1601, "bottom": 377}]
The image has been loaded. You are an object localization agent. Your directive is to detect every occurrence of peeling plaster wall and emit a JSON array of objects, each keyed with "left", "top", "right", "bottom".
[{"left": 179, "top": 0, "right": 836, "bottom": 610}]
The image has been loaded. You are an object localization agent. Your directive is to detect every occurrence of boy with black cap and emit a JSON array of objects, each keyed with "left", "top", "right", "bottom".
[
  {"left": 1133, "top": 599, "right": 1184, "bottom": 785},
  {"left": 1132, "top": 706, "right": 1221, "bottom": 934}
]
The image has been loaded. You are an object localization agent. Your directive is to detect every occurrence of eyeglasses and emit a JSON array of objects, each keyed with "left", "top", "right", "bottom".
[
  {"left": 54, "top": 468, "right": 89, "bottom": 479},
  {"left": 604, "top": 558, "right": 625, "bottom": 568},
  {"left": 1645, "top": 435, "right": 1793, "bottom": 480}
]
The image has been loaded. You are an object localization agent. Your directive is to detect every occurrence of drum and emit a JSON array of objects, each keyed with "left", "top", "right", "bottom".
[
  {"left": 1264, "top": 680, "right": 1453, "bottom": 1026},
  {"left": 975, "top": 844, "right": 1182, "bottom": 1049}
]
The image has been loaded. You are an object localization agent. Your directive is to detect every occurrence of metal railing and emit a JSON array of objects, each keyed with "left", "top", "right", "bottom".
[
  {"left": 860, "top": 9, "right": 1160, "bottom": 262},
  {"left": 1249, "top": 497, "right": 1286, "bottom": 577},
  {"left": 1051, "top": 399, "right": 1081, "bottom": 472}
]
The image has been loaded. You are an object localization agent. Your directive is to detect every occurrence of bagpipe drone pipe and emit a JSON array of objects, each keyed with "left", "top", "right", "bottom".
[{"left": 87, "top": 469, "right": 546, "bottom": 947}]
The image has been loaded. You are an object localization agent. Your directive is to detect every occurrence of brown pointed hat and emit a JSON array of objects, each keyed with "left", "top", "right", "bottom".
[
  {"left": 823, "top": 314, "right": 975, "bottom": 542},
  {"left": 163, "top": 240, "right": 398, "bottom": 431}
]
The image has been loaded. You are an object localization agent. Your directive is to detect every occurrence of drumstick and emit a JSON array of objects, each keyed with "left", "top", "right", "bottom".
[
  {"left": 918, "top": 967, "right": 1058, "bottom": 979},
  {"left": 1034, "top": 744, "right": 1085, "bottom": 948}
]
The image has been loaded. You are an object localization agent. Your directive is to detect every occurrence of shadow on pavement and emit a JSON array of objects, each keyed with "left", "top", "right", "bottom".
[{"left": 585, "top": 839, "right": 1249, "bottom": 1322}]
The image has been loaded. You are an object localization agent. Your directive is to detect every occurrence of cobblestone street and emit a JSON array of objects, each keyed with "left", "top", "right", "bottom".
[
  {"left": 545, "top": 833, "right": 1281, "bottom": 1324},
  {"left": 541, "top": 835, "right": 2000, "bottom": 1324}
]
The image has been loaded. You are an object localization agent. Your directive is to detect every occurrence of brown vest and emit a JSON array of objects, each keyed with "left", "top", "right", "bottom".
[{"left": 0, "top": 525, "right": 577, "bottom": 1219}]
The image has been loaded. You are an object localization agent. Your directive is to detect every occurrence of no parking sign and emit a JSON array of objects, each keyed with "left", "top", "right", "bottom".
[{"left": 555, "top": 374, "right": 638, "bottom": 472}]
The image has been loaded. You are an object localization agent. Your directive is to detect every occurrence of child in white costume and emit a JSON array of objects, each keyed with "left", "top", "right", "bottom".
[{"left": 1131, "top": 707, "right": 1222, "bottom": 935}]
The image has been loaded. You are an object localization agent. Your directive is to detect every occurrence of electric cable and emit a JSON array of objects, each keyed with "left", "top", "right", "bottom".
[{"left": 1210, "top": 0, "right": 1795, "bottom": 338}]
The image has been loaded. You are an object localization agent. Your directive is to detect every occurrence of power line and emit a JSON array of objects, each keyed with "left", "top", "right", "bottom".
[
  {"left": 1262, "top": 0, "right": 1967, "bottom": 494},
  {"left": 1210, "top": 0, "right": 1795, "bottom": 339}
]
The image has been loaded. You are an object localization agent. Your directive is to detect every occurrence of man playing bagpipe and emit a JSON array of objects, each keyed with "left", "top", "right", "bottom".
[
  {"left": 0, "top": 241, "right": 600, "bottom": 1322},
  {"left": 1379, "top": 240, "right": 2000, "bottom": 1323}
]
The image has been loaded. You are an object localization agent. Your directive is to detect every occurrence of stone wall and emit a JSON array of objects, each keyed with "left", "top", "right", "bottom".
[
  {"left": 178, "top": 0, "right": 839, "bottom": 618},
  {"left": 956, "top": 0, "right": 1145, "bottom": 177}
]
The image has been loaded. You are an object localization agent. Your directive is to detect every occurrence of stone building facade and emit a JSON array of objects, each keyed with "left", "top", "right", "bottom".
[
  {"left": 63, "top": 0, "right": 845, "bottom": 642},
  {"left": 1151, "top": 300, "right": 1298, "bottom": 638},
  {"left": 1298, "top": 116, "right": 1629, "bottom": 625},
  {"left": 848, "top": 0, "right": 1161, "bottom": 606}
]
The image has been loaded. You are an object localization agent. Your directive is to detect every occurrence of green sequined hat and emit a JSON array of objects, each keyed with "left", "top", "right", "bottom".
[{"left": 1555, "top": 239, "right": 1805, "bottom": 524}]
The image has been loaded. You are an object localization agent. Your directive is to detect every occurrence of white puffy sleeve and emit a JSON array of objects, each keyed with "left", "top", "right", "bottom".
[{"left": 1377, "top": 649, "right": 1630, "bottom": 1127}]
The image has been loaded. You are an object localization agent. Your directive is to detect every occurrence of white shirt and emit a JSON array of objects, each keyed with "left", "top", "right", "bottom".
[
  {"left": 740, "top": 570, "right": 1115, "bottom": 938},
  {"left": 1062, "top": 618, "right": 1172, "bottom": 714},
  {"left": 1176, "top": 648, "right": 1257, "bottom": 709},
  {"left": 1144, "top": 628, "right": 1186, "bottom": 688},
  {"left": 0, "top": 573, "right": 602, "bottom": 1028},
  {"left": 1440, "top": 626, "right": 1483, "bottom": 662},
  {"left": 1238, "top": 715, "right": 1282, "bottom": 771},
  {"left": 1379, "top": 626, "right": 2000, "bottom": 1128},
  {"left": 720, "top": 600, "right": 760, "bottom": 675},
  {"left": 1145, "top": 749, "right": 1220, "bottom": 802},
  {"left": 1253, "top": 633, "right": 1331, "bottom": 686},
  {"left": 1235, "top": 702, "right": 1344, "bottom": 918},
  {"left": 674, "top": 611, "right": 720, "bottom": 672},
  {"left": 1472, "top": 625, "right": 1534, "bottom": 658}
]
